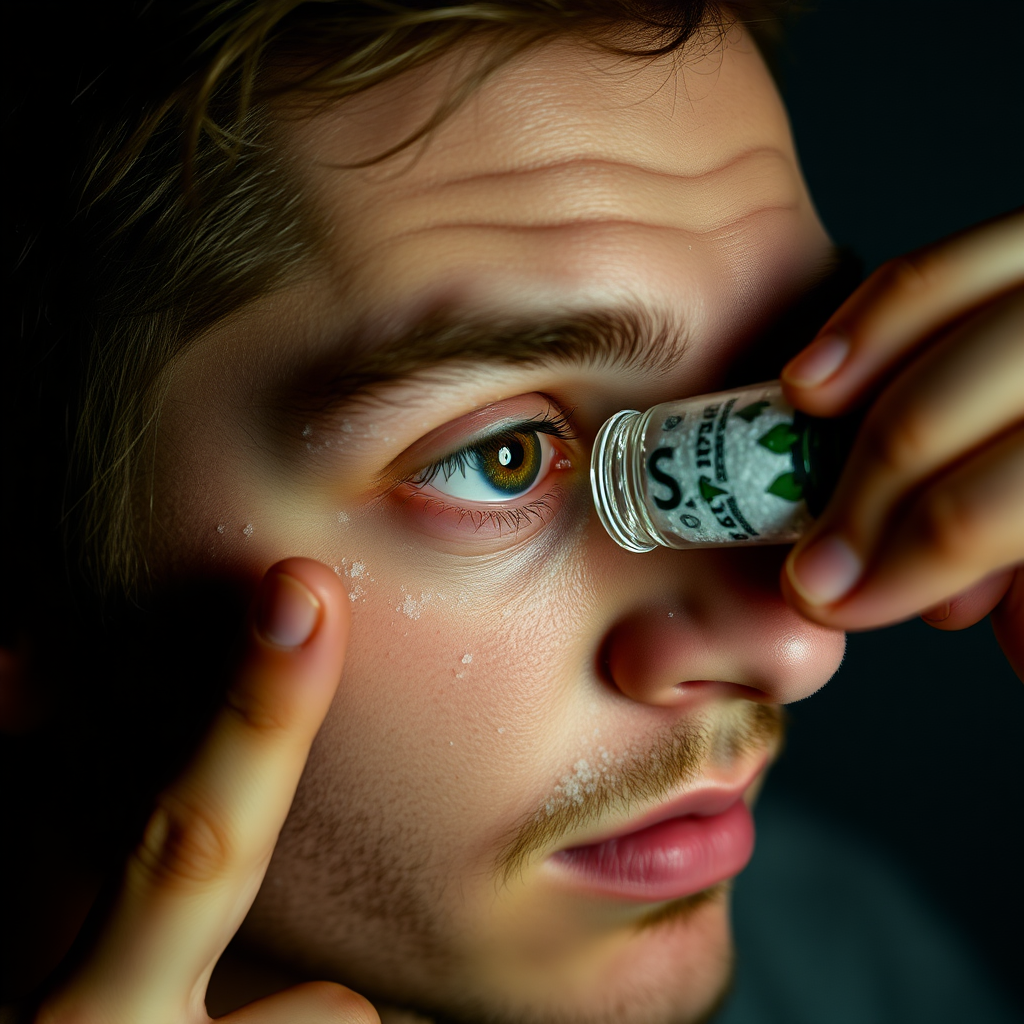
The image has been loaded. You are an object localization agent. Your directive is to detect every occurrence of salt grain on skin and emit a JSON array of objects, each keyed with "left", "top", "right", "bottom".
[
  {"left": 544, "top": 748, "right": 621, "bottom": 817},
  {"left": 242, "top": 523, "right": 253, "bottom": 538},
  {"left": 398, "top": 590, "right": 438, "bottom": 620},
  {"left": 336, "top": 558, "right": 376, "bottom": 602}
]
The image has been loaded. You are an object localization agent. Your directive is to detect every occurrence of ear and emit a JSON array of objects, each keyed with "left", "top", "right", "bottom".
[{"left": 0, "top": 638, "right": 49, "bottom": 735}]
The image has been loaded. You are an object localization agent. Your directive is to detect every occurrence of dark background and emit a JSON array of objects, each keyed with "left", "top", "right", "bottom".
[{"left": 765, "top": 0, "right": 1023, "bottom": 1005}]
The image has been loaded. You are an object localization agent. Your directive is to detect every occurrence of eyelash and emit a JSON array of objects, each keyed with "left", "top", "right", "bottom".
[
  {"left": 393, "top": 406, "right": 577, "bottom": 538},
  {"left": 401, "top": 493, "right": 557, "bottom": 535},
  {"left": 410, "top": 408, "right": 576, "bottom": 489}
]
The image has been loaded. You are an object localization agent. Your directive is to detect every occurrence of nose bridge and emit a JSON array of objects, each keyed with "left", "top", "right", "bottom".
[{"left": 589, "top": 532, "right": 846, "bottom": 706}]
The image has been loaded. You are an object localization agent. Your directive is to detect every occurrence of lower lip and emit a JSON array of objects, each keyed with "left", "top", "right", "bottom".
[{"left": 551, "top": 800, "right": 754, "bottom": 902}]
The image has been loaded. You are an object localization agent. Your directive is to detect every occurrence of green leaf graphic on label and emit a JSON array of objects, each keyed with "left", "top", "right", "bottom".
[
  {"left": 736, "top": 401, "right": 769, "bottom": 422},
  {"left": 758, "top": 422, "right": 799, "bottom": 453},
  {"left": 766, "top": 472, "right": 803, "bottom": 501},
  {"left": 699, "top": 476, "right": 728, "bottom": 502}
]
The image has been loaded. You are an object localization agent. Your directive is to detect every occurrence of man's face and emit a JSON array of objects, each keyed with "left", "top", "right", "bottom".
[{"left": 152, "top": 25, "right": 845, "bottom": 1024}]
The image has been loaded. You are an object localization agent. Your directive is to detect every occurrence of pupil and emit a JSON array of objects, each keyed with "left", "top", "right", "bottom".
[
  {"left": 479, "top": 432, "right": 539, "bottom": 495},
  {"left": 497, "top": 439, "right": 524, "bottom": 469}
]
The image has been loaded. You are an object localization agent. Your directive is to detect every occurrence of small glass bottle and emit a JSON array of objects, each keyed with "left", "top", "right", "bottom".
[{"left": 591, "top": 381, "right": 858, "bottom": 552}]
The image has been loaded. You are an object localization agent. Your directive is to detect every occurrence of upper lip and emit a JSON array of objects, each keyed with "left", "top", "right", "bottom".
[{"left": 557, "top": 754, "right": 768, "bottom": 852}]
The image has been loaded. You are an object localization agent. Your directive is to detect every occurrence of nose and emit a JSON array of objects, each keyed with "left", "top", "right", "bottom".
[{"left": 600, "top": 547, "right": 846, "bottom": 707}]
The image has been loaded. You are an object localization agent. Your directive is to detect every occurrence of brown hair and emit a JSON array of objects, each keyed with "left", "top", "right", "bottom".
[{"left": 7, "top": 0, "right": 788, "bottom": 612}]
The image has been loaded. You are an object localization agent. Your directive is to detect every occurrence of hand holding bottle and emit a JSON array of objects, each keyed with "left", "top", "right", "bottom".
[{"left": 780, "top": 208, "right": 1024, "bottom": 679}]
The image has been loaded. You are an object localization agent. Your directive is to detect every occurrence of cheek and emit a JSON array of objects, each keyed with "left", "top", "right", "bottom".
[{"left": 304, "top": 534, "right": 593, "bottom": 856}]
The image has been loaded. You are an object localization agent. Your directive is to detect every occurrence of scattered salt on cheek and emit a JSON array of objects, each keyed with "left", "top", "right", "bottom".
[
  {"left": 543, "top": 747, "right": 623, "bottom": 816},
  {"left": 336, "top": 510, "right": 350, "bottom": 524},
  {"left": 337, "top": 557, "right": 376, "bottom": 602},
  {"left": 242, "top": 523, "right": 253, "bottom": 538},
  {"left": 302, "top": 423, "right": 334, "bottom": 453},
  {"left": 216, "top": 523, "right": 225, "bottom": 534},
  {"left": 398, "top": 589, "right": 434, "bottom": 620},
  {"left": 462, "top": 653, "right": 473, "bottom": 664}
]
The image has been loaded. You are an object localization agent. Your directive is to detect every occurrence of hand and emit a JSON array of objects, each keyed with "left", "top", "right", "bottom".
[
  {"left": 779, "top": 208, "right": 1024, "bottom": 680},
  {"left": 33, "top": 558, "right": 378, "bottom": 1024}
]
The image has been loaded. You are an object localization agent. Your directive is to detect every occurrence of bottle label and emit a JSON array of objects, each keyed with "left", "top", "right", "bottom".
[{"left": 643, "top": 387, "right": 813, "bottom": 545}]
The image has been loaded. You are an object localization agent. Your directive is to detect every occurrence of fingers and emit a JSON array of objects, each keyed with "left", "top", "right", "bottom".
[
  {"left": 219, "top": 981, "right": 379, "bottom": 1024},
  {"left": 920, "top": 568, "right": 1015, "bottom": 631},
  {"left": 783, "top": 420, "right": 1024, "bottom": 630},
  {"left": 776, "top": 206, "right": 1024, "bottom": 637},
  {"left": 781, "top": 206, "right": 1024, "bottom": 413},
  {"left": 40, "top": 558, "right": 349, "bottom": 1024},
  {"left": 784, "top": 286, "right": 1024, "bottom": 617}
]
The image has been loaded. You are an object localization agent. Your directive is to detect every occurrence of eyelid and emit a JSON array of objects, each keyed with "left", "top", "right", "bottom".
[
  {"left": 412, "top": 414, "right": 575, "bottom": 490},
  {"left": 379, "top": 396, "right": 577, "bottom": 489}
]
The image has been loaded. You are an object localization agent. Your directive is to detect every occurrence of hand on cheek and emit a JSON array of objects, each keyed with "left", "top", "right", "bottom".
[{"left": 778, "top": 208, "right": 1024, "bottom": 680}]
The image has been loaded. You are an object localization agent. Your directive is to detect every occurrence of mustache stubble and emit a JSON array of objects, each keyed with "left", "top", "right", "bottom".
[{"left": 495, "top": 701, "right": 784, "bottom": 886}]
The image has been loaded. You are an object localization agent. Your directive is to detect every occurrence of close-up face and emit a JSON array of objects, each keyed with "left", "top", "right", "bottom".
[{"left": 150, "top": 23, "right": 847, "bottom": 1024}]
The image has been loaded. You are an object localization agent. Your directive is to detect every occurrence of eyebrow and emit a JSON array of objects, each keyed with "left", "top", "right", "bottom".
[
  {"left": 273, "top": 302, "right": 687, "bottom": 431},
  {"left": 272, "top": 244, "right": 859, "bottom": 426}
]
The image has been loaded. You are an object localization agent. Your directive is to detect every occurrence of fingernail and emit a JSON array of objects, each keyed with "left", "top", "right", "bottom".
[
  {"left": 257, "top": 572, "right": 321, "bottom": 648},
  {"left": 921, "top": 600, "right": 951, "bottom": 623},
  {"left": 783, "top": 334, "right": 849, "bottom": 387},
  {"left": 789, "top": 534, "right": 862, "bottom": 605}
]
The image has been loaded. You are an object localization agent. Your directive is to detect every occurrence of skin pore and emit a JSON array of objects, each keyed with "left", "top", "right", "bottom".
[{"left": 149, "top": 22, "right": 847, "bottom": 1024}]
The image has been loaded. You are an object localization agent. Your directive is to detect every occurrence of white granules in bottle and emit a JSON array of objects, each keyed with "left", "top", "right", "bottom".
[{"left": 591, "top": 381, "right": 856, "bottom": 552}]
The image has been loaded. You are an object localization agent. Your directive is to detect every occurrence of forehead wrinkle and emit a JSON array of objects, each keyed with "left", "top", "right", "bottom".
[
  {"left": 380, "top": 145, "right": 792, "bottom": 196},
  {"left": 387, "top": 145, "right": 794, "bottom": 198},
  {"left": 351, "top": 146, "right": 802, "bottom": 242}
]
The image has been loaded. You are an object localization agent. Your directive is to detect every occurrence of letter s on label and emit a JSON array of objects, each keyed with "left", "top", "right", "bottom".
[{"left": 648, "top": 448, "right": 682, "bottom": 510}]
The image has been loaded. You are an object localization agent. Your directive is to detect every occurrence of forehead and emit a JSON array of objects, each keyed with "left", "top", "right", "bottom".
[{"left": 281, "top": 27, "right": 826, "bottom": 332}]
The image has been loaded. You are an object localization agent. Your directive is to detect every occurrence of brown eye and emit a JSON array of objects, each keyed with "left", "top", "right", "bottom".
[
  {"left": 474, "top": 431, "right": 542, "bottom": 495},
  {"left": 417, "top": 428, "right": 552, "bottom": 502}
]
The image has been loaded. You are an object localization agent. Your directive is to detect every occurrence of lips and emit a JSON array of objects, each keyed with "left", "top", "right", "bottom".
[{"left": 548, "top": 764, "right": 764, "bottom": 902}]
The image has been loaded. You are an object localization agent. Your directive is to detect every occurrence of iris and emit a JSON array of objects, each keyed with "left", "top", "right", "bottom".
[{"left": 473, "top": 431, "right": 541, "bottom": 495}]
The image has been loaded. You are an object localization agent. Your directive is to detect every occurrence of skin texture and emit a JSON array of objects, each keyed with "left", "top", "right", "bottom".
[{"left": 31, "top": 18, "right": 1023, "bottom": 1024}]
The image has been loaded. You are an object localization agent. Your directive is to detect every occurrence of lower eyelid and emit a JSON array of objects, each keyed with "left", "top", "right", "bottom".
[
  {"left": 392, "top": 483, "right": 567, "bottom": 548},
  {"left": 390, "top": 419, "right": 578, "bottom": 546}
]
